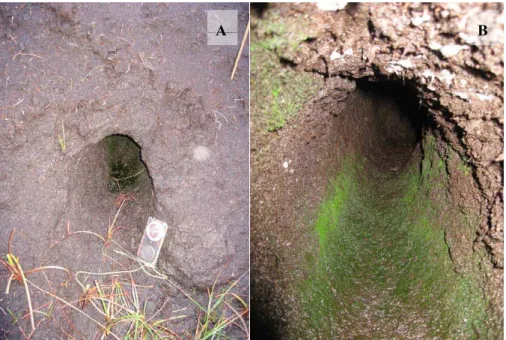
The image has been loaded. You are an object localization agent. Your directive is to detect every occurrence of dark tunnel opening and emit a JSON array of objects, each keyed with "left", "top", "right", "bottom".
[
  {"left": 252, "top": 79, "right": 436, "bottom": 340},
  {"left": 355, "top": 78, "right": 431, "bottom": 146},
  {"left": 343, "top": 78, "right": 433, "bottom": 175},
  {"left": 102, "top": 134, "right": 153, "bottom": 194}
]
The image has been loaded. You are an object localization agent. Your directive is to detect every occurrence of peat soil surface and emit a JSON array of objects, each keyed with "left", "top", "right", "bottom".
[
  {"left": 0, "top": 3, "right": 249, "bottom": 339},
  {"left": 251, "top": 3, "right": 502, "bottom": 339}
]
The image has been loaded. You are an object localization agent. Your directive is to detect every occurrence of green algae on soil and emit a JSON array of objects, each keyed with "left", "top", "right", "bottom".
[
  {"left": 251, "top": 41, "right": 322, "bottom": 133},
  {"left": 250, "top": 12, "right": 323, "bottom": 134},
  {"left": 298, "top": 145, "right": 488, "bottom": 339}
]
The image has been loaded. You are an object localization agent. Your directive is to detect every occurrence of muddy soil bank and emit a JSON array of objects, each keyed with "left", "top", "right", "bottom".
[
  {"left": 251, "top": 3, "right": 503, "bottom": 339},
  {"left": 0, "top": 3, "right": 249, "bottom": 338}
]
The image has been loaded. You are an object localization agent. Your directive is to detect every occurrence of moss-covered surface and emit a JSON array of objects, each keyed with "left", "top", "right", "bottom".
[
  {"left": 254, "top": 22, "right": 308, "bottom": 58},
  {"left": 253, "top": 11, "right": 323, "bottom": 62},
  {"left": 251, "top": 43, "right": 322, "bottom": 133},
  {"left": 251, "top": 15, "right": 323, "bottom": 134},
  {"left": 297, "top": 138, "right": 489, "bottom": 338}
]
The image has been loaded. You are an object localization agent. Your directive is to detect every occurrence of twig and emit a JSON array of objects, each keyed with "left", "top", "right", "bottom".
[
  {"left": 0, "top": 99, "right": 24, "bottom": 111},
  {"left": 12, "top": 52, "right": 42, "bottom": 61},
  {"left": 230, "top": 18, "right": 250, "bottom": 80},
  {"left": 146, "top": 298, "right": 170, "bottom": 323},
  {"left": 49, "top": 220, "right": 71, "bottom": 249},
  {"left": 112, "top": 168, "right": 145, "bottom": 182},
  {"left": 5, "top": 275, "right": 14, "bottom": 294},
  {"left": 115, "top": 36, "right": 133, "bottom": 46},
  {"left": 58, "top": 120, "right": 66, "bottom": 152},
  {"left": 108, "top": 200, "right": 125, "bottom": 238},
  {"left": 8, "top": 34, "right": 17, "bottom": 45},
  {"left": 8, "top": 229, "right": 14, "bottom": 255},
  {"left": 11, "top": 99, "right": 24, "bottom": 108},
  {"left": 213, "top": 112, "right": 222, "bottom": 131},
  {"left": 13, "top": 256, "right": 35, "bottom": 331},
  {"left": 81, "top": 65, "right": 102, "bottom": 82},
  {"left": 26, "top": 278, "right": 121, "bottom": 340},
  {"left": 214, "top": 110, "right": 228, "bottom": 124}
]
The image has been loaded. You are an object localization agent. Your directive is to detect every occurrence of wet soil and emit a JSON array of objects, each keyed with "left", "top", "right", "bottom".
[{"left": 0, "top": 3, "right": 249, "bottom": 338}]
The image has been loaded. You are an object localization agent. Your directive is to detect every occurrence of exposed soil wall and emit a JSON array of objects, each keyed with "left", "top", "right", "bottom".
[{"left": 251, "top": 3, "right": 503, "bottom": 339}]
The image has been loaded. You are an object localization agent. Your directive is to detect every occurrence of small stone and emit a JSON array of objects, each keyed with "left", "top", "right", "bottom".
[
  {"left": 411, "top": 12, "right": 431, "bottom": 26},
  {"left": 453, "top": 92, "right": 469, "bottom": 100},
  {"left": 440, "top": 44, "right": 469, "bottom": 58},
  {"left": 438, "top": 69, "right": 455, "bottom": 86},
  {"left": 343, "top": 48, "right": 354, "bottom": 56},
  {"left": 330, "top": 50, "right": 343, "bottom": 61},
  {"left": 475, "top": 93, "right": 494, "bottom": 101},
  {"left": 428, "top": 41, "right": 442, "bottom": 51},
  {"left": 396, "top": 59, "right": 414, "bottom": 68},
  {"left": 317, "top": 2, "right": 347, "bottom": 11},
  {"left": 193, "top": 146, "right": 210, "bottom": 161}
]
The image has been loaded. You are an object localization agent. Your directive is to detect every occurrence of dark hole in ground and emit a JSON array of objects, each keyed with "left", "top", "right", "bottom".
[
  {"left": 253, "top": 80, "right": 441, "bottom": 340},
  {"left": 98, "top": 134, "right": 156, "bottom": 240},
  {"left": 103, "top": 134, "right": 153, "bottom": 194},
  {"left": 355, "top": 78, "right": 429, "bottom": 145},
  {"left": 66, "top": 134, "right": 156, "bottom": 248},
  {"left": 349, "top": 79, "right": 431, "bottom": 172}
]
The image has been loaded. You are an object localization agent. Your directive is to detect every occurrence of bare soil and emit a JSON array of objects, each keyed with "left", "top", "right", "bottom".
[{"left": 0, "top": 3, "right": 249, "bottom": 338}]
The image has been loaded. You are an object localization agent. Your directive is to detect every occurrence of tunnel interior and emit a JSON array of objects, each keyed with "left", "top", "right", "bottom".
[
  {"left": 252, "top": 78, "right": 489, "bottom": 339},
  {"left": 355, "top": 78, "right": 428, "bottom": 146},
  {"left": 337, "top": 78, "right": 431, "bottom": 174},
  {"left": 250, "top": 3, "right": 499, "bottom": 338},
  {"left": 298, "top": 80, "right": 486, "bottom": 338}
]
